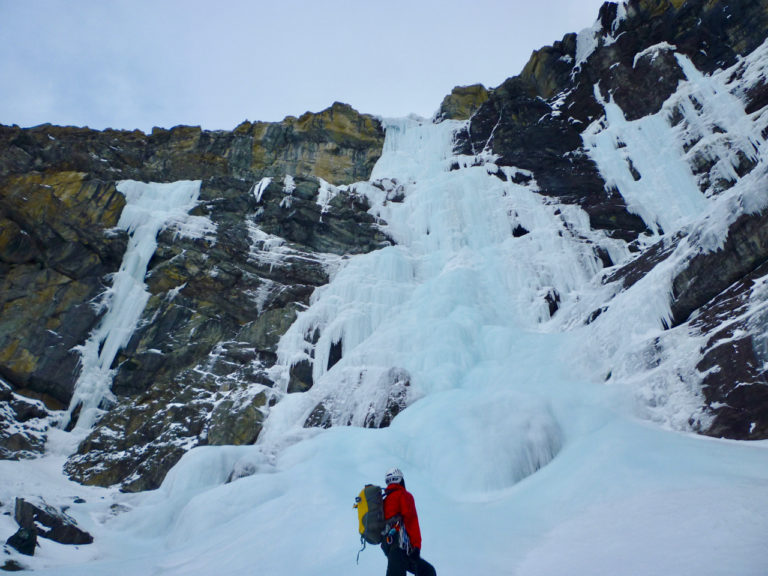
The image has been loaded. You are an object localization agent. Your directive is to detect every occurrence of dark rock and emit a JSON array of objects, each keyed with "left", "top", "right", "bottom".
[
  {"left": 207, "top": 391, "right": 268, "bottom": 445},
  {"left": 0, "top": 382, "right": 10, "bottom": 402},
  {"left": 671, "top": 210, "right": 768, "bottom": 326},
  {"left": 0, "top": 385, "right": 48, "bottom": 460},
  {"left": 544, "top": 289, "right": 561, "bottom": 318},
  {"left": 619, "top": 0, "right": 768, "bottom": 75},
  {"left": 594, "top": 246, "right": 614, "bottom": 269},
  {"left": 512, "top": 225, "right": 529, "bottom": 238},
  {"left": 363, "top": 368, "right": 410, "bottom": 429},
  {"left": 462, "top": 0, "right": 768, "bottom": 245},
  {"left": 604, "top": 233, "right": 681, "bottom": 291},
  {"left": 704, "top": 383, "right": 768, "bottom": 439},
  {"left": 287, "top": 360, "right": 314, "bottom": 393},
  {"left": 1, "top": 559, "right": 26, "bottom": 571},
  {"left": 585, "top": 307, "right": 607, "bottom": 325},
  {"left": 457, "top": 76, "right": 649, "bottom": 242},
  {"left": 252, "top": 175, "right": 387, "bottom": 256},
  {"left": 689, "top": 261, "right": 768, "bottom": 440},
  {"left": 0, "top": 432, "right": 46, "bottom": 461},
  {"left": 519, "top": 33, "right": 577, "bottom": 99},
  {"left": 327, "top": 339, "right": 343, "bottom": 371},
  {"left": 10, "top": 398, "right": 47, "bottom": 422},
  {"left": 64, "top": 382, "right": 206, "bottom": 491},
  {"left": 5, "top": 527, "right": 36, "bottom": 556},
  {"left": 14, "top": 498, "right": 93, "bottom": 545},
  {"left": 304, "top": 403, "right": 332, "bottom": 429}
]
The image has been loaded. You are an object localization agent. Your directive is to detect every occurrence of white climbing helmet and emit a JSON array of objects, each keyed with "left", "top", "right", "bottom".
[{"left": 385, "top": 467, "right": 404, "bottom": 485}]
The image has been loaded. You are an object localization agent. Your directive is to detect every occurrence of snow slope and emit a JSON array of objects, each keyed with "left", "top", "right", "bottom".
[{"left": 3, "top": 48, "right": 768, "bottom": 576}]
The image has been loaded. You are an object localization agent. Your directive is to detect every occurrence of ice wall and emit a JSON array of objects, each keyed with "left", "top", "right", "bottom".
[
  {"left": 576, "top": 44, "right": 768, "bottom": 429},
  {"left": 259, "top": 116, "right": 626, "bottom": 488}
]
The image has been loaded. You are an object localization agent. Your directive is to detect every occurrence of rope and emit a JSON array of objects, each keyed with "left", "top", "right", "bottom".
[{"left": 356, "top": 536, "right": 366, "bottom": 564}]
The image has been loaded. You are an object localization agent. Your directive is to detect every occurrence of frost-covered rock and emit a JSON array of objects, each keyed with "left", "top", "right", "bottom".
[
  {"left": 0, "top": 382, "right": 49, "bottom": 461},
  {"left": 207, "top": 390, "right": 268, "bottom": 446}
]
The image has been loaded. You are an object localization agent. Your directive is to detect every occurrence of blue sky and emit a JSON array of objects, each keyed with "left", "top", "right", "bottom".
[{"left": 0, "top": 0, "right": 609, "bottom": 132}]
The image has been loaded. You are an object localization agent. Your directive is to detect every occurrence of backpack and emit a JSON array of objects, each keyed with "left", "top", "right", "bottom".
[{"left": 354, "top": 484, "right": 385, "bottom": 545}]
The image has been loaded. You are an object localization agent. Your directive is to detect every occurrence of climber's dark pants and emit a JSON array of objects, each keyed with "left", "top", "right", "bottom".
[{"left": 382, "top": 540, "right": 437, "bottom": 576}]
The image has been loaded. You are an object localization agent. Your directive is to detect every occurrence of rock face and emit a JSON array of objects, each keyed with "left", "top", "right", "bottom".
[
  {"left": 0, "top": 172, "right": 126, "bottom": 407},
  {"left": 0, "top": 103, "right": 386, "bottom": 490},
  {"left": 1, "top": 0, "right": 768, "bottom": 494}
]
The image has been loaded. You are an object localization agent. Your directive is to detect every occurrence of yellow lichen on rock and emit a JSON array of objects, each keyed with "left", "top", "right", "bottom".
[
  {"left": 0, "top": 340, "right": 37, "bottom": 376},
  {"left": 312, "top": 149, "right": 355, "bottom": 185},
  {"left": 438, "top": 84, "right": 490, "bottom": 120},
  {"left": 246, "top": 102, "right": 383, "bottom": 185},
  {"left": 2, "top": 171, "right": 125, "bottom": 237}
]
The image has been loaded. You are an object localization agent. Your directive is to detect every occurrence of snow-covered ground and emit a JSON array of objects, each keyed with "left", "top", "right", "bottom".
[{"left": 3, "top": 46, "right": 768, "bottom": 575}]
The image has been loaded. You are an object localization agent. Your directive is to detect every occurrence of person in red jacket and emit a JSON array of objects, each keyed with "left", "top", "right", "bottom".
[{"left": 381, "top": 467, "right": 437, "bottom": 576}]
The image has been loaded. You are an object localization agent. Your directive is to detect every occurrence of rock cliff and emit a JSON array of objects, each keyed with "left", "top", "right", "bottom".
[{"left": 1, "top": 102, "right": 386, "bottom": 489}]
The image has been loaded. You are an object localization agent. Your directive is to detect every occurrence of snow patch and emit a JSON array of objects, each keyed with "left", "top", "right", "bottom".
[{"left": 633, "top": 41, "right": 677, "bottom": 68}]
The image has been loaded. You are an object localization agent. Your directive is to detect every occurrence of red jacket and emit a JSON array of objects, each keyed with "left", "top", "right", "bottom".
[{"left": 383, "top": 483, "right": 422, "bottom": 550}]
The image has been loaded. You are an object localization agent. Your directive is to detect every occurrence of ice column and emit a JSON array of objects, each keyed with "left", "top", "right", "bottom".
[{"left": 67, "top": 180, "right": 205, "bottom": 430}]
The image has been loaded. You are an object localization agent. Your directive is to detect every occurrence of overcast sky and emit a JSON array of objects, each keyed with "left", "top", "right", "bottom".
[{"left": 0, "top": 0, "right": 609, "bottom": 132}]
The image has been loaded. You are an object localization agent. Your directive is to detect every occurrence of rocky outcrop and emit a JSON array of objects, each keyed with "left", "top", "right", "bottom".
[
  {"left": 456, "top": 70, "right": 648, "bottom": 242},
  {"left": 242, "top": 102, "right": 384, "bottom": 184},
  {"left": 519, "top": 33, "right": 578, "bottom": 100},
  {"left": 0, "top": 381, "right": 49, "bottom": 460},
  {"left": 671, "top": 210, "right": 768, "bottom": 327},
  {"left": 14, "top": 498, "right": 93, "bottom": 545},
  {"left": 0, "top": 103, "right": 386, "bottom": 486},
  {"left": 437, "top": 84, "right": 490, "bottom": 120}
]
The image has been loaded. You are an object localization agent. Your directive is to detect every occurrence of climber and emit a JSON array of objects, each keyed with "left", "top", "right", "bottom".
[{"left": 381, "top": 467, "right": 437, "bottom": 576}]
